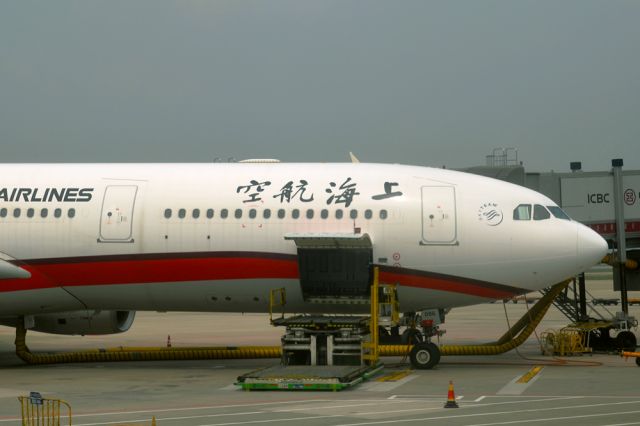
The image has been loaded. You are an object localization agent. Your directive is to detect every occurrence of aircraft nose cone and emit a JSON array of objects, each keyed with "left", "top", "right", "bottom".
[{"left": 577, "top": 224, "right": 608, "bottom": 268}]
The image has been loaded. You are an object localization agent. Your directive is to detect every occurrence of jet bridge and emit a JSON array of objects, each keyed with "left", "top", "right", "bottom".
[{"left": 284, "top": 233, "right": 373, "bottom": 302}]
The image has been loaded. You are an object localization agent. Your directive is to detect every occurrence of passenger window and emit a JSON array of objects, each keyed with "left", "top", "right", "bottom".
[
  {"left": 380, "top": 210, "right": 388, "bottom": 220},
  {"left": 178, "top": 208, "right": 186, "bottom": 219},
  {"left": 27, "top": 208, "right": 35, "bottom": 218},
  {"left": 207, "top": 209, "right": 214, "bottom": 219},
  {"left": 306, "top": 209, "right": 314, "bottom": 219},
  {"left": 41, "top": 208, "right": 48, "bottom": 218},
  {"left": 533, "top": 204, "right": 550, "bottom": 221},
  {"left": 54, "top": 208, "right": 62, "bottom": 218},
  {"left": 364, "top": 209, "right": 372, "bottom": 220},
  {"left": 335, "top": 209, "right": 343, "bottom": 219},
  {"left": 221, "top": 209, "right": 229, "bottom": 219},
  {"left": 193, "top": 209, "right": 200, "bottom": 219},
  {"left": 547, "top": 206, "right": 571, "bottom": 220},
  {"left": 249, "top": 209, "right": 257, "bottom": 219},
  {"left": 164, "top": 208, "right": 172, "bottom": 219},
  {"left": 235, "top": 209, "right": 243, "bottom": 219},
  {"left": 277, "top": 209, "right": 286, "bottom": 219},
  {"left": 263, "top": 209, "right": 271, "bottom": 219},
  {"left": 513, "top": 204, "right": 532, "bottom": 220},
  {"left": 68, "top": 208, "right": 76, "bottom": 218},
  {"left": 350, "top": 209, "right": 358, "bottom": 219},
  {"left": 13, "top": 208, "right": 20, "bottom": 218},
  {"left": 321, "top": 209, "right": 329, "bottom": 219},
  {"left": 0, "top": 208, "right": 6, "bottom": 218},
  {"left": 292, "top": 209, "right": 300, "bottom": 219}
]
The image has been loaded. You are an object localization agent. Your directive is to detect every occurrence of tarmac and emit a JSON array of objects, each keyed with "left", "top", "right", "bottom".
[{"left": 2, "top": 275, "right": 640, "bottom": 425}]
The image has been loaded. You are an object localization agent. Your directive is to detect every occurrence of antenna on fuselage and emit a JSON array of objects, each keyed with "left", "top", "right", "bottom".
[{"left": 349, "top": 152, "right": 361, "bottom": 163}]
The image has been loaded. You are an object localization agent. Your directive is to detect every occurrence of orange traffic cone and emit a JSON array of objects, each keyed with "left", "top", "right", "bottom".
[
  {"left": 444, "top": 380, "right": 459, "bottom": 408},
  {"left": 167, "top": 335, "right": 172, "bottom": 348}
]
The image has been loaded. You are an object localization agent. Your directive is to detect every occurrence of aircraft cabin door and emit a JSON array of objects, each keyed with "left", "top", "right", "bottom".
[
  {"left": 421, "top": 186, "right": 458, "bottom": 245},
  {"left": 98, "top": 185, "right": 138, "bottom": 243}
]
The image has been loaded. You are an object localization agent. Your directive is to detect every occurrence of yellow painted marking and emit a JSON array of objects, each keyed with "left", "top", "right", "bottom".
[
  {"left": 376, "top": 370, "right": 411, "bottom": 382},
  {"left": 517, "top": 366, "right": 543, "bottom": 384}
]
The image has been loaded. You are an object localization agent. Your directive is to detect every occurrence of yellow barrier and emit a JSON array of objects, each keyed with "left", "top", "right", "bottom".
[{"left": 18, "top": 393, "right": 71, "bottom": 425}]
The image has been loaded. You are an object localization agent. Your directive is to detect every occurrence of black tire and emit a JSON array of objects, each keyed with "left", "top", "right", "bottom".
[
  {"left": 409, "top": 342, "right": 440, "bottom": 370},
  {"left": 616, "top": 331, "right": 637, "bottom": 351},
  {"left": 635, "top": 357, "right": 640, "bottom": 367},
  {"left": 401, "top": 329, "right": 424, "bottom": 345}
]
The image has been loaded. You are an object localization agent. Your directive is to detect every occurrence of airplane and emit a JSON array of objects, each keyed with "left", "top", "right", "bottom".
[{"left": 0, "top": 160, "right": 608, "bottom": 367}]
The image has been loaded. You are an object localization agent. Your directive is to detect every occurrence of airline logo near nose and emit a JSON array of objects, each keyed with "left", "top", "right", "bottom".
[{"left": 478, "top": 203, "right": 503, "bottom": 226}]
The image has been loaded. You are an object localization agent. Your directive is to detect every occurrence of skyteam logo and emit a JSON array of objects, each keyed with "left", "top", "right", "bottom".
[{"left": 478, "top": 203, "right": 503, "bottom": 226}]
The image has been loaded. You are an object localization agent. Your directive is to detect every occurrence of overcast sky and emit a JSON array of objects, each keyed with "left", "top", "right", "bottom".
[{"left": 1, "top": 1, "right": 638, "bottom": 172}]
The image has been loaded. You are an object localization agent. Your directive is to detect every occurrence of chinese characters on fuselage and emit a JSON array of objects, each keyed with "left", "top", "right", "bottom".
[{"left": 236, "top": 178, "right": 403, "bottom": 205}]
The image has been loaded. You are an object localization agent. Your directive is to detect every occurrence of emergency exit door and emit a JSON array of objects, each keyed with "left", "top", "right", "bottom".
[
  {"left": 99, "top": 185, "right": 138, "bottom": 242},
  {"left": 421, "top": 186, "right": 458, "bottom": 245}
]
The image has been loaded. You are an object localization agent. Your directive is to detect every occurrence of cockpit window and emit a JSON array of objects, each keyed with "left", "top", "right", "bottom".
[
  {"left": 547, "top": 206, "right": 571, "bottom": 220},
  {"left": 533, "top": 204, "right": 550, "bottom": 221},
  {"left": 513, "top": 204, "right": 532, "bottom": 220}
]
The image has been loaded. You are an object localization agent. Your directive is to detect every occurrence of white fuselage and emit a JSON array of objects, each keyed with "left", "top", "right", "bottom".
[{"left": 0, "top": 163, "right": 608, "bottom": 319}]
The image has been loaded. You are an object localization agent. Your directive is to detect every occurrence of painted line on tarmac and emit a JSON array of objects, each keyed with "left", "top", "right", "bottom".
[
  {"left": 323, "top": 399, "right": 640, "bottom": 426},
  {"left": 497, "top": 369, "right": 543, "bottom": 395},
  {"left": 0, "top": 399, "right": 334, "bottom": 423},
  {"left": 360, "top": 373, "right": 419, "bottom": 392},
  {"left": 273, "top": 401, "right": 410, "bottom": 412},
  {"left": 375, "top": 370, "right": 412, "bottom": 382},
  {"left": 517, "top": 366, "right": 544, "bottom": 384},
  {"left": 463, "top": 410, "right": 640, "bottom": 426}
]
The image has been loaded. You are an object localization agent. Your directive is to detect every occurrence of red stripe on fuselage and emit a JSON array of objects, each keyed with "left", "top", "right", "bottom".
[
  {"left": 1, "top": 253, "right": 521, "bottom": 299},
  {"left": 378, "top": 269, "right": 518, "bottom": 299}
]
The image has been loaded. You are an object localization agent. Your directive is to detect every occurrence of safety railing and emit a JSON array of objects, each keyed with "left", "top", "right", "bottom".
[{"left": 18, "top": 392, "right": 72, "bottom": 425}]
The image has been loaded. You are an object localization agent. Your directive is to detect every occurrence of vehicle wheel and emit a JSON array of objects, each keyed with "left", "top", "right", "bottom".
[
  {"left": 616, "top": 331, "right": 637, "bottom": 351},
  {"left": 401, "top": 329, "right": 424, "bottom": 344},
  {"left": 636, "top": 357, "right": 640, "bottom": 367},
  {"left": 409, "top": 342, "right": 440, "bottom": 370}
]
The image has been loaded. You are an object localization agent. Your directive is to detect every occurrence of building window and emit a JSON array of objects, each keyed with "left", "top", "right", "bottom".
[
  {"left": 235, "top": 208, "right": 242, "bottom": 219},
  {"left": 321, "top": 209, "right": 329, "bottom": 219},
  {"left": 380, "top": 210, "right": 388, "bottom": 220},
  {"left": 68, "top": 208, "right": 76, "bottom": 218},
  {"left": 40, "top": 208, "right": 48, "bottom": 218},
  {"left": 292, "top": 209, "right": 300, "bottom": 219},
  {"left": 221, "top": 209, "right": 229, "bottom": 219},
  {"left": 263, "top": 209, "right": 271, "bottom": 219},
  {"left": 207, "top": 209, "right": 214, "bottom": 219},
  {"left": 178, "top": 208, "right": 186, "bottom": 219},
  {"left": 164, "top": 208, "right": 172, "bottom": 219},
  {"left": 193, "top": 209, "right": 200, "bottom": 219}
]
